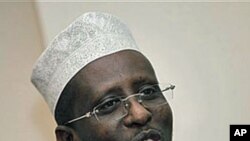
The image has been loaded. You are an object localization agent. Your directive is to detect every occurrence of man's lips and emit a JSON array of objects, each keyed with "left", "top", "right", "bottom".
[{"left": 131, "top": 129, "right": 162, "bottom": 141}]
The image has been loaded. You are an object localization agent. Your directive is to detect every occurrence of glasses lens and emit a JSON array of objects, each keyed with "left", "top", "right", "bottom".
[
  {"left": 140, "top": 83, "right": 174, "bottom": 108},
  {"left": 94, "top": 97, "right": 127, "bottom": 121},
  {"left": 94, "top": 83, "right": 175, "bottom": 121}
]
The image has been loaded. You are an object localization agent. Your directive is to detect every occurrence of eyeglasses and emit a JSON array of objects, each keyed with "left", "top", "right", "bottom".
[{"left": 64, "top": 83, "right": 175, "bottom": 125}]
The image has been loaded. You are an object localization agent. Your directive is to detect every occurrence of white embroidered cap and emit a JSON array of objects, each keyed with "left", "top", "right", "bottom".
[{"left": 31, "top": 12, "right": 139, "bottom": 114}]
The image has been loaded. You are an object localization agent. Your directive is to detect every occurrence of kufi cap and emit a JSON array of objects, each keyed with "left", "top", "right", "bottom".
[{"left": 31, "top": 12, "right": 139, "bottom": 114}]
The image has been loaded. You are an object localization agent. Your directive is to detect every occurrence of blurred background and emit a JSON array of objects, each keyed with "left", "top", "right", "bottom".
[{"left": 1, "top": 1, "right": 250, "bottom": 141}]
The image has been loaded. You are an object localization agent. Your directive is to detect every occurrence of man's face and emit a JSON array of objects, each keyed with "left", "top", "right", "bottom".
[{"left": 65, "top": 50, "right": 172, "bottom": 141}]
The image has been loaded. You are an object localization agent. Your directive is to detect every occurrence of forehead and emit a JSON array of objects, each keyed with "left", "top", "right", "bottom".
[{"left": 71, "top": 50, "right": 157, "bottom": 102}]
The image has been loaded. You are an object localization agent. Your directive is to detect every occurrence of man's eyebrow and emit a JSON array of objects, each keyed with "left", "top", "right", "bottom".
[{"left": 132, "top": 76, "right": 158, "bottom": 90}]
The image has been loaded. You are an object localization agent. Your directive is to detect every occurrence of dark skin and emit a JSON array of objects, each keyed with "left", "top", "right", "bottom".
[{"left": 55, "top": 50, "right": 173, "bottom": 141}]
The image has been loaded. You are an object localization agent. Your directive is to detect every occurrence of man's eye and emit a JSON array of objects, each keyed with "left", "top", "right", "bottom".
[
  {"left": 139, "top": 85, "right": 161, "bottom": 100},
  {"left": 96, "top": 98, "right": 121, "bottom": 114},
  {"left": 141, "top": 88, "right": 156, "bottom": 95},
  {"left": 140, "top": 85, "right": 160, "bottom": 95}
]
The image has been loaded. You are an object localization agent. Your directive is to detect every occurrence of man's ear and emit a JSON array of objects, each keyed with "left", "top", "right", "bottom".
[{"left": 55, "top": 125, "right": 80, "bottom": 141}]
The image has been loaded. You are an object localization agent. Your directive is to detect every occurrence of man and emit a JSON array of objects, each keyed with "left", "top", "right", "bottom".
[{"left": 31, "top": 12, "right": 174, "bottom": 141}]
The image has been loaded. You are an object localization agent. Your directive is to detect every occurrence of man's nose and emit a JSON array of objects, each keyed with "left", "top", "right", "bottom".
[{"left": 123, "top": 100, "right": 152, "bottom": 128}]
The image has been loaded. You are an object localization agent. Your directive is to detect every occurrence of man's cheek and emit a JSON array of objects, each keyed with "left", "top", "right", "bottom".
[
  {"left": 95, "top": 123, "right": 118, "bottom": 137},
  {"left": 153, "top": 106, "right": 172, "bottom": 122}
]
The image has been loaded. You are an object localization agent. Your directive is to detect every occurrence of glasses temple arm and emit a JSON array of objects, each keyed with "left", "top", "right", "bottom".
[
  {"left": 64, "top": 112, "right": 92, "bottom": 125},
  {"left": 162, "top": 85, "right": 175, "bottom": 92}
]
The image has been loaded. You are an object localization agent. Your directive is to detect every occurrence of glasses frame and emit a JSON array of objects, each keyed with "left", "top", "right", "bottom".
[{"left": 64, "top": 83, "right": 175, "bottom": 125}]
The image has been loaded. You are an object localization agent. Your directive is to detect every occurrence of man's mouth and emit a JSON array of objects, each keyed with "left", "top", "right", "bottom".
[{"left": 131, "top": 129, "right": 162, "bottom": 141}]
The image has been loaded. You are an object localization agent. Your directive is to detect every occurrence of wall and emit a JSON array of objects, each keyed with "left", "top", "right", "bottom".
[
  {"left": 0, "top": 2, "right": 56, "bottom": 141},
  {"left": 1, "top": 2, "right": 249, "bottom": 141}
]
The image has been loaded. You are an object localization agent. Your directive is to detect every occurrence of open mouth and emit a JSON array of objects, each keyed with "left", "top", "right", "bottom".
[{"left": 131, "top": 129, "right": 162, "bottom": 141}]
